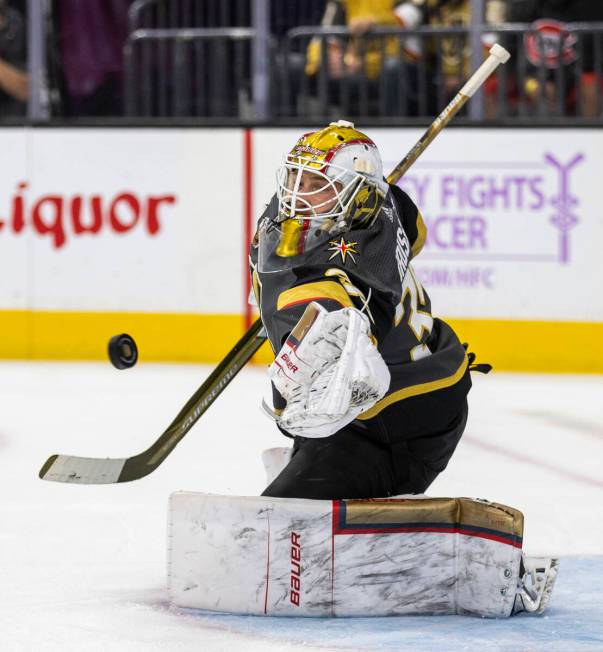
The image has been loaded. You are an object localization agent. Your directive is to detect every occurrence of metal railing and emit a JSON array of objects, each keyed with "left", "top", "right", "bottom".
[
  {"left": 124, "top": 28, "right": 258, "bottom": 117},
  {"left": 15, "top": 8, "right": 603, "bottom": 125},
  {"left": 277, "top": 24, "right": 603, "bottom": 121},
  {"left": 128, "top": 0, "right": 252, "bottom": 31},
  {"left": 124, "top": 0, "right": 324, "bottom": 120},
  {"left": 279, "top": 25, "right": 472, "bottom": 119},
  {"left": 487, "top": 23, "right": 603, "bottom": 119},
  {"left": 123, "top": 22, "right": 603, "bottom": 122},
  {"left": 128, "top": 0, "right": 326, "bottom": 35}
]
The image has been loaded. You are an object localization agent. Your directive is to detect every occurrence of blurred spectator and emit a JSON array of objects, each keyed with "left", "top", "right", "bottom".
[
  {"left": 54, "top": 0, "right": 130, "bottom": 116},
  {"left": 306, "top": 1, "right": 420, "bottom": 79},
  {"left": 303, "top": 0, "right": 424, "bottom": 116},
  {"left": 0, "top": 0, "right": 28, "bottom": 117},
  {"left": 424, "top": 0, "right": 472, "bottom": 101},
  {"left": 509, "top": 0, "right": 603, "bottom": 117},
  {"left": 301, "top": 0, "right": 507, "bottom": 117},
  {"left": 421, "top": 0, "right": 505, "bottom": 113}
]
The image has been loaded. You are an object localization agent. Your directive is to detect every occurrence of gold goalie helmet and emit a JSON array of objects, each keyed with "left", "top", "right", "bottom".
[{"left": 258, "top": 120, "right": 388, "bottom": 272}]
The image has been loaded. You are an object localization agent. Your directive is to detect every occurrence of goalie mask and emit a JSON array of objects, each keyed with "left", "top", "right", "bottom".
[{"left": 258, "top": 120, "right": 388, "bottom": 273}]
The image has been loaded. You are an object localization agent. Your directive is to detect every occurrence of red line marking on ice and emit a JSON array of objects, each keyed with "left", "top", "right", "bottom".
[
  {"left": 263, "top": 511, "right": 270, "bottom": 615},
  {"left": 464, "top": 436, "right": 603, "bottom": 489}
]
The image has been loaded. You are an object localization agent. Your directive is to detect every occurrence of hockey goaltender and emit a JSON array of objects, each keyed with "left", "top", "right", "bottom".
[{"left": 167, "top": 122, "right": 559, "bottom": 618}]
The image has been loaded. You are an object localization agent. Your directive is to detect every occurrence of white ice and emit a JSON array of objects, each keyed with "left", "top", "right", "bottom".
[{"left": 0, "top": 362, "right": 602, "bottom": 651}]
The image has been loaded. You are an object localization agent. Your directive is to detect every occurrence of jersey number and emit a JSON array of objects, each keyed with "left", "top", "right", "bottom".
[{"left": 395, "top": 266, "right": 434, "bottom": 361}]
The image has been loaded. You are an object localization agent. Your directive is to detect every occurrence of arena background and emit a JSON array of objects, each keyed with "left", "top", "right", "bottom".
[
  {"left": 0, "top": 126, "right": 600, "bottom": 372},
  {"left": 1, "top": 2, "right": 603, "bottom": 651}
]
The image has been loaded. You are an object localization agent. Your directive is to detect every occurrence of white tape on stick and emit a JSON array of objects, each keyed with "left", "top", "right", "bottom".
[
  {"left": 460, "top": 44, "right": 511, "bottom": 98},
  {"left": 491, "top": 43, "right": 512, "bottom": 63}
]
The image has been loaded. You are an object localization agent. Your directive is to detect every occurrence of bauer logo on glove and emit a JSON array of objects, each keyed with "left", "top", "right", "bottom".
[
  {"left": 267, "top": 302, "right": 391, "bottom": 438},
  {"left": 280, "top": 353, "right": 299, "bottom": 374}
]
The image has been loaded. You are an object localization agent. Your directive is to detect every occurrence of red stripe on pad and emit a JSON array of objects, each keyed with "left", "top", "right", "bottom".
[
  {"left": 333, "top": 525, "right": 522, "bottom": 548},
  {"left": 263, "top": 511, "right": 271, "bottom": 614}
]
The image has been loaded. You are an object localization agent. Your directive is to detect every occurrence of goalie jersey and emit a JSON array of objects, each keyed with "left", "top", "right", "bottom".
[{"left": 249, "top": 184, "right": 471, "bottom": 443}]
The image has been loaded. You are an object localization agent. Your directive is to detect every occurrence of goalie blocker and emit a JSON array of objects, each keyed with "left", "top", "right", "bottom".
[{"left": 168, "top": 493, "right": 558, "bottom": 618}]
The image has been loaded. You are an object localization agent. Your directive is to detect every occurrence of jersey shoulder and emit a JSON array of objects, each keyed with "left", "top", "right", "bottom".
[{"left": 388, "top": 184, "right": 427, "bottom": 258}]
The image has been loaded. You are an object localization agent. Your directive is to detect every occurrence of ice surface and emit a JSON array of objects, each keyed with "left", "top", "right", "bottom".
[
  {"left": 179, "top": 558, "right": 603, "bottom": 652},
  {"left": 0, "top": 362, "right": 601, "bottom": 651}
]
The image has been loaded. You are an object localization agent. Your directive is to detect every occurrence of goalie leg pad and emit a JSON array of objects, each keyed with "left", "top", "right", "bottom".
[{"left": 168, "top": 493, "right": 531, "bottom": 618}]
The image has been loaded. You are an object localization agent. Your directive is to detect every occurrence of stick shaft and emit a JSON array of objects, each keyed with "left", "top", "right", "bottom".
[
  {"left": 386, "top": 44, "right": 510, "bottom": 185},
  {"left": 386, "top": 91, "right": 469, "bottom": 184},
  {"left": 144, "top": 319, "right": 266, "bottom": 467},
  {"left": 39, "top": 319, "right": 268, "bottom": 483},
  {"left": 39, "top": 46, "right": 510, "bottom": 484}
]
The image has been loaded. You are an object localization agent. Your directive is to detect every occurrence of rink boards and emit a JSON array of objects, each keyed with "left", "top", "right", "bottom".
[{"left": 0, "top": 127, "right": 602, "bottom": 372}]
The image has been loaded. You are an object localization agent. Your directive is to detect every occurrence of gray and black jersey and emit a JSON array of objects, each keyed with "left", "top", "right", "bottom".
[{"left": 250, "top": 184, "right": 472, "bottom": 445}]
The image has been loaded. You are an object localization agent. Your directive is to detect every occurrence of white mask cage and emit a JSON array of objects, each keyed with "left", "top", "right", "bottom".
[{"left": 275, "top": 155, "right": 368, "bottom": 226}]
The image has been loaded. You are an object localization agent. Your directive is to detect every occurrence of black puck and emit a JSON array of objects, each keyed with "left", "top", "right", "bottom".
[{"left": 108, "top": 333, "right": 138, "bottom": 369}]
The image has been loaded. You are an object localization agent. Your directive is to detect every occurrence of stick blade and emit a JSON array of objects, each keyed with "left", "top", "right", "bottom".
[{"left": 39, "top": 454, "right": 127, "bottom": 484}]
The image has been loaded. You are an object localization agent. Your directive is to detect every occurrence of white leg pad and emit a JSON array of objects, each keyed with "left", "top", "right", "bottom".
[{"left": 167, "top": 494, "right": 527, "bottom": 618}]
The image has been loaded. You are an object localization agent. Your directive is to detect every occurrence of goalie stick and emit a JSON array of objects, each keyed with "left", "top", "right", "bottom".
[
  {"left": 39, "top": 319, "right": 267, "bottom": 483},
  {"left": 39, "top": 44, "right": 510, "bottom": 485}
]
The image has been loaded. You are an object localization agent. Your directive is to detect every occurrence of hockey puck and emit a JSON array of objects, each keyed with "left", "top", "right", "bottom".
[{"left": 108, "top": 333, "right": 138, "bottom": 369}]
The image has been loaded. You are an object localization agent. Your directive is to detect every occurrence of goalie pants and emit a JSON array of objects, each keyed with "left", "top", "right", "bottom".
[{"left": 262, "top": 396, "right": 469, "bottom": 500}]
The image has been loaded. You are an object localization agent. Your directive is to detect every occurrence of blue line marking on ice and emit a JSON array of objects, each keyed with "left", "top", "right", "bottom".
[{"left": 180, "top": 557, "right": 603, "bottom": 652}]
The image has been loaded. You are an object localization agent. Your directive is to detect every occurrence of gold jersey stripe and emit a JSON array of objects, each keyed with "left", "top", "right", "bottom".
[
  {"left": 277, "top": 281, "right": 354, "bottom": 311},
  {"left": 411, "top": 210, "right": 428, "bottom": 258},
  {"left": 358, "top": 354, "right": 469, "bottom": 420}
]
